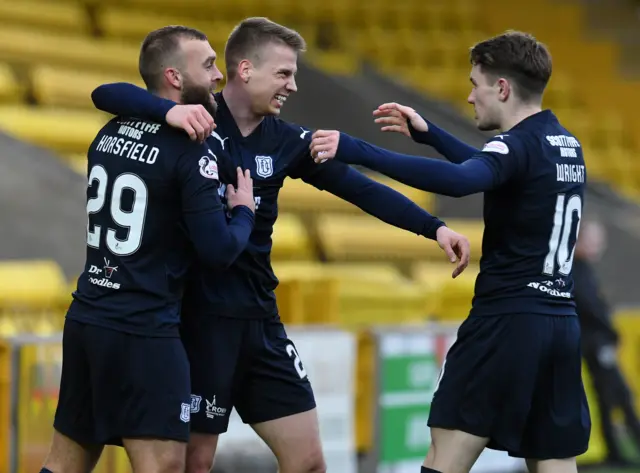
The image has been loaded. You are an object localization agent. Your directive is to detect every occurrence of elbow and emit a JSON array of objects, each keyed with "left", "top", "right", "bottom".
[
  {"left": 90, "top": 86, "right": 107, "bottom": 108},
  {"left": 194, "top": 237, "right": 244, "bottom": 270}
]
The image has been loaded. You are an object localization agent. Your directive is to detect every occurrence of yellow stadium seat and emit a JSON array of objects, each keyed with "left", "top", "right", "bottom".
[
  {"left": 0, "top": 62, "right": 24, "bottom": 104},
  {"left": 0, "top": 260, "right": 67, "bottom": 307},
  {"left": 273, "top": 261, "right": 404, "bottom": 286},
  {"left": 97, "top": 7, "right": 233, "bottom": 49},
  {"left": 339, "top": 279, "right": 429, "bottom": 326},
  {"left": 0, "top": 25, "right": 140, "bottom": 77},
  {"left": 64, "top": 154, "right": 87, "bottom": 175},
  {"left": 412, "top": 261, "right": 479, "bottom": 316},
  {"left": 271, "top": 213, "right": 314, "bottom": 261},
  {"left": 0, "top": 1, "right": 89, "bottom": 35},
  {"left": 0, "top": 105, "right": 108, "bottom": 154},
  {"left": 279, "top": 174, "right": 433, "bottom": 214},
  {"left": 317, "top": 214, "right": 483, "bottom": 263},
  {"left": 31, "top": 65, "right": 143, "bottom": 110}
]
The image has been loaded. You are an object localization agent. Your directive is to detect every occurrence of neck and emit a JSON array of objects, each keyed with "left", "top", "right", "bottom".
[
  {"left": 222, "top": 82, "right": 264, "bottom": 137},
  {"left": 500, "top": 103, "right": 542, "bottom": 131},
  {"left": 157, "top": 87, "right": 182, "bottom": 104}
]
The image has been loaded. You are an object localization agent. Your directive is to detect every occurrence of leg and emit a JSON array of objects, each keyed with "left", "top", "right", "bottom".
[
  {"left": 584, "top": 350, "right": 624, "bottom": 461},
  {"left": 427, "top": 315, "right": 539, "bottom": 472},
  {"left": 86, "top": 326, "right": 192, "bottom": 473},
  {"left": 518, "top": 317, "right": 589, "bottom": 471},
  {"left": 123, "top": 438, "right": 186, "bottom": 473},
  {"left": 42, "top": 430, "right": 103, "bottom": 473},
  {"left": 237, "top": 317, "right": 323, "bottom": 473},
  {"left": 423, "top": 428, "right": 487, "bottom": 473},
  {"left": 180, "top": 315, "right": 243, "bottom": 473},
  {"left": 46, "top": 319, "right": 103, "bottom": 473},
  {"left": 185, "top": 434, "right": 219, "bottom": 473},
  {"left": 525, "top": 458, "right": 577, "bottom": 473},
  {"left": 251, "top": 409, "right": 325, "bottom": 473}
]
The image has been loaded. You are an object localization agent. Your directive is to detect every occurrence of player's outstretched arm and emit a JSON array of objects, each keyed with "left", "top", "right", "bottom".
[
  {"left": 290, "top": 158, "right": 470, "bottom": 276},
  {"left": 374, "top": 102, "right": 478, "bottom": 163},
  {"left": 178, "top": 148, "right": 255, "bottom": 269},
  {"left": 310, "top": 131, "right": 497, "bottom": 197}
]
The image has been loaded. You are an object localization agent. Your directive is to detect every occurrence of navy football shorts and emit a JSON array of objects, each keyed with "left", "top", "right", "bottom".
[
  {"left": 428, "top": 314, "right": 591, "bottom": 460},
  {"left": 54, "top": 318, "right": 191, "bottom": 445},
  {"left": 180, "top": 315, "right": 316, "bottom": 435}
]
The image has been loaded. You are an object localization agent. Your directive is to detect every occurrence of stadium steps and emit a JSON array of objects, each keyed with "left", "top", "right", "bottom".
[{"left": 316, "top": 213, "right": 484, "bottom": 263}]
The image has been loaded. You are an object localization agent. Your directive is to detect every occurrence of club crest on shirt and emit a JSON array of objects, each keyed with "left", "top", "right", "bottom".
[
  {"left": 255, "top": 155, "right": 273, "bottom": 178},
  {"left": 199, "top": 154, "right": 219, "bottom": 180}
]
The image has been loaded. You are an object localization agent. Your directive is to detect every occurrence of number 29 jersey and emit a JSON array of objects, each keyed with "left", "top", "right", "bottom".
[
  {"left": 68, "top": 117, "right": 223, "bottom": 337},
  {"left": 470, "top": 110, "right": 586, "bottom": 317}
]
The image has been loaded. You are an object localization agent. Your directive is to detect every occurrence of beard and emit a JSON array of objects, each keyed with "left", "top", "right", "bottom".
[{"left": 181, "top": 78, "right": 217, "bottom": 117}]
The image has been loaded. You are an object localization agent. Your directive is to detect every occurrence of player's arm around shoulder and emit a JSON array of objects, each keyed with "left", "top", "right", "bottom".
[{"left": 175, "top": 141, "right": 255, "bottom": 269}]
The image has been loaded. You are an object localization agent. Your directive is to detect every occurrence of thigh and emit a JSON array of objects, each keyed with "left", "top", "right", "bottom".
[
  {"left": 53, "top": 318, "right": 97, "bottom": 445},
  {"left": 517, "top": 316, "right": 591, "bottom": 460},
  {"left": 234, "top": 317, "right": 316, "bottom": 426},
  {"left": 251, "top": 409, "right": 325, "bottom": 473},
  {"left": 85, "top": 326, "right": 192, "bottom": 445},
  {"left": 181, "top": 315, "right": 244, "bottom": 435},
  {"left": 429, "top": 315, "right": 548, "bottom": 453}
]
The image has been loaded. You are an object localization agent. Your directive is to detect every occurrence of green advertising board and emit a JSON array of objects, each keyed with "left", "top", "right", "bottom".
[{"left": 377, "top": 331, "right": 450, "bottom": 473}]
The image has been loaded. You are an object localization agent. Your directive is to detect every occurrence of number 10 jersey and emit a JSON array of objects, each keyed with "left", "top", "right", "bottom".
[{"left": 469, "top": 110, "right": 586, "bottom": 317}]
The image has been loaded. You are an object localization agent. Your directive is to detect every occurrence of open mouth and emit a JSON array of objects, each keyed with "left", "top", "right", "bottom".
[{"left": 274, "top": 94, "right": 287, "bottom": 107}]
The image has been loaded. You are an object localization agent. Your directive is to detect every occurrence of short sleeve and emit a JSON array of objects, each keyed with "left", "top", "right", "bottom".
[
  {"left": 471, "top": 134, "right": 528, "bottom": 187},
  {"left": 175, "top": 143, "right": 223, "bottom": 215}
]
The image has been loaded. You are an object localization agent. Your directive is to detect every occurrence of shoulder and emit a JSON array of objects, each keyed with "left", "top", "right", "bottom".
[
  {"left": 272, "top": 117, "right": 313, "bottom": 143},
  {"left": 480, "top": 131, "right": 528, "bottom": 156}
]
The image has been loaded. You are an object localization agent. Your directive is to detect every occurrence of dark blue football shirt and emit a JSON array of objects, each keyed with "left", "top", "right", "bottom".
[
  {"left": 67, "top": 116, "right": 254, "bottom": 336},
  {"left": 337, "top": 110, "right": 586, "bottom": 317}
]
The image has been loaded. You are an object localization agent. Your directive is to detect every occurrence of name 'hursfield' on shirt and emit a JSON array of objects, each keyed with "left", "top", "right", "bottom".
[{"left": 94, "top": 119, "right": 162, "bottom": 164}]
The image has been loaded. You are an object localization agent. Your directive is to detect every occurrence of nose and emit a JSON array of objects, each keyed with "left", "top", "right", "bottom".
[
  {"left": 212, "top": 65, "right": 224, "bottom": 83},
  {"left": 467, "top": 92, "right": 474, "bottom": 105},
  {"left": 286, "top": 76, "right": 298, "bottom": 93}
]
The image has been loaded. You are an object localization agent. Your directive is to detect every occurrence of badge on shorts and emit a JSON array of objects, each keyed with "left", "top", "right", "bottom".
[{"left": 180, "top": 403, "right": 191, "bottom": 423}]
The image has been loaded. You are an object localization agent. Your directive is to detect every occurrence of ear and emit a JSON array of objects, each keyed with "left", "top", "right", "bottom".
[
  {"left": 237, "top": 59, "right": 253, "bottom": 83},
  {"left": 497, "top": 77, "right": 511, "bottom": 102},
  {"left": 164, "top": 67, "right": 182, "bottom": 90}
]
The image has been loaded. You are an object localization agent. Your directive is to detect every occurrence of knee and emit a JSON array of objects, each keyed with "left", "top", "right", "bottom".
[
  {"left": 160, "top": 455, "right": 186, "bottom": 473},
  {"left": 283, "top": 447, "right": 326, "bottom": 473},
  {"left": 186, "top": 442, "right": 216, "bottom": 473}
]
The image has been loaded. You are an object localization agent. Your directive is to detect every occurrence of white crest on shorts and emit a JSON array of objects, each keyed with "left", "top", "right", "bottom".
[
  {"left": 190, "top": 394, "right": 202, "bottom": 413},
  {"left": 180, "top": 403, "right": 191, "bottom": 423}
]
